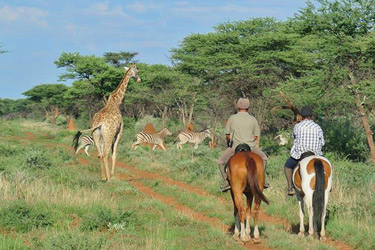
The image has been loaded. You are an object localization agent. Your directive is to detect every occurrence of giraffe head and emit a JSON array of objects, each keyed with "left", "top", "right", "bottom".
[{"left": 124, "top": 64, "right": 141, "bottom": 83}]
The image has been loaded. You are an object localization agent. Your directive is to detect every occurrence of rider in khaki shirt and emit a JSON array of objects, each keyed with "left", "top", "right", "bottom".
[{"left": 218, "top": 98, "right": 269, "bottom": 192}]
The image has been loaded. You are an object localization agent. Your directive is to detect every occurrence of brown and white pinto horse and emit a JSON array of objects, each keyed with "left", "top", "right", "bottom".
[
  {"left": 227, "top": 151, "right": 269, "bottom": 243},
  {"left": 293, "top": 154, "right": 333, "bottom": 240}
]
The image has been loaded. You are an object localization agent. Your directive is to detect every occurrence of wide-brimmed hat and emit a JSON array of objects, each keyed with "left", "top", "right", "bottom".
[
  {"left": 236, "top": 98, "right": 250, "bottom": 110},
  {"left": 300, "top": 106, "right": 313, "bottom": 118}
]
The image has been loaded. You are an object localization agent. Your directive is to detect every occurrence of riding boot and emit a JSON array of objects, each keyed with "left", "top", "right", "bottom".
[
  {"left": 263, "top": 161, "right": 270, "bottom": 189},
  {"left": 284, "top": 167, "right": 295, "bottom": 196},
  {"left": 218, "top": 163, "right": 231, "bottom": 192}
]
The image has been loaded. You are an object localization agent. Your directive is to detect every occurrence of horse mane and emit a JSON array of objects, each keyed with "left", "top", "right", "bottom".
[{"left": 245, "top": 156, "right": 269, "bottom": 205}]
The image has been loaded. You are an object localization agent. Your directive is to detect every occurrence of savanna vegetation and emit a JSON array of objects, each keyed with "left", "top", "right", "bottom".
[{"left": 1, "top": 0, "right": 375, "bottom": 249}]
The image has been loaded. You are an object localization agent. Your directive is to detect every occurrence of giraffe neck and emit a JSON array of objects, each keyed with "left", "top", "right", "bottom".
[{"left": 107, "top": 70, "right": 131, "bottom": 107}]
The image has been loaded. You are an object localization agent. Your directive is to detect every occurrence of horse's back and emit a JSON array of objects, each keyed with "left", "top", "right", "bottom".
[
  {"left": 298, "top": 156, "right": 333, "bottom": 192},
  {"left": 228, "top": 151, "right": 264, "bottom": 188},
  {"left": 229, "top": 151, "right": 263, "bottom": 168}
]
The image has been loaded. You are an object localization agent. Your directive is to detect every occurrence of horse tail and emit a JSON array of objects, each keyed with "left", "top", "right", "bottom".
[
  {"left": 73, "top": 131, "right": 82, "bottom": 152},
  {"left": 313, "top": 159, "right": 325, "bottom": 233},
  {"left": 246, "top": 156, "right": 269, "bottom": 205}
]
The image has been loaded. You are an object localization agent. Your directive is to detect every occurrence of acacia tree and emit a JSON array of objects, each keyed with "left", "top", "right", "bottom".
[
  {"left": 171, "top": 18, "right": 303, "bottom": 130},
  {"left": 104, "top": 51, "right": 138, "bottom": 67},
  {"left": 23, "top": 84, "right": 68, "bottom": 127},
  {"left": 286, "top": 0, "right": 375, "bottom": 163}
]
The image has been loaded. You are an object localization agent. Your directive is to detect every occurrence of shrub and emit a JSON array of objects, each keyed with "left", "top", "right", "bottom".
[
  {"left": 320, "top": 116, "right": 369, "bottom": 161},
  {"left": 25, "top": 147, "right": 54, "bottom": 169},
  {"left": 34, "top": 230, "right": 107, "bottom": 250},
  {"left": 80, "top": 206, "right": 135, "bottom": 232},
  {"left": 0, "top": 201, "right": 54, "bottom": 233}
]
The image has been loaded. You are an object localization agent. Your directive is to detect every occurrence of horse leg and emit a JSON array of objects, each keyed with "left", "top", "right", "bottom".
[
  {"left": 194, "top": 143, "right": 198, "bottom": 149},
  {"left": 233, "top": 191, "right": 247, "bottom": 242},
  {"left": 252, "top": 198, "right": 261, "bottom": 243},
  {"left": 244, "top": 192, "right": 253, "bottom": 241},
  {"left": 296, "top": 192, "right": 305, "bottom": 237},
  {"left": 152, "top": 144, "right": 157, "bottom": 150},
  {"left": 306, "top": 198, "right": 314, "bottom": 237},
  {"left": 320, "top": 193, "right": 329, "bottom": 241},
  {"left": 230, "top": 190, "right": 240, "bottom": 240}
]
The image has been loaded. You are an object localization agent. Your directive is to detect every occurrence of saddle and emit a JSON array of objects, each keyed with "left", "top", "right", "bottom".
[
  {"left": 234, "top": 143, "right": 251, "bottom": 154},
  {"left": 295, "top": 151, "right": 316, "bottom": 169}
]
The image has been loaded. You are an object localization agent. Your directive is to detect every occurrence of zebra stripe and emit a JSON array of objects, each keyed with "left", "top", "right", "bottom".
[
  {"left": 75, "top": 135, "right": 94, "bottom": 156},
  {"left": 176, "top": 129, "right": 211, "bottom": 149},
  {"left": 131, "top": 128, "right": 172, "bottom": 151}
]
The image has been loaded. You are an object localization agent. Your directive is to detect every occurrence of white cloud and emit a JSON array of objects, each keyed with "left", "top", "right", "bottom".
[
  {"left": 127, "top": 2, "right": 159, "bottom": 13},
  {"left": 87, "top": 2, "right": 130, "bottom": 18},
  {"left": 0, "top": 4, "right": 48, "bottom": 27}
]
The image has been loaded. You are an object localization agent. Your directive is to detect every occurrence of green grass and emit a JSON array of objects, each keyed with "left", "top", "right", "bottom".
[
  {"left": 1, "top": 119, "right": 374, "bottom": 249},
  {"left": 0, "top": 120, "right": 245, "bottom": 250}
]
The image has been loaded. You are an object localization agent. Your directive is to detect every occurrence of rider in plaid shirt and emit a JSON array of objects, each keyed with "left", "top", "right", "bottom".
[{"left": 284, "top": 106, "right": 325, "bottom": 196}]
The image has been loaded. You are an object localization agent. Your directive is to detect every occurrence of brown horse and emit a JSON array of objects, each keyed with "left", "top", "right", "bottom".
[{"left": 227, "top": 151, "right": 269, "bottom": 243}]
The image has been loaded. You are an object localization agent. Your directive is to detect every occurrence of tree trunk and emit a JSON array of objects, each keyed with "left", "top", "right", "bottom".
[
  {"left": 162, "top": 106, "right": 168, "bottom": 128},
  {"left": 44, "top": 107, "right": 60, "bottom": 127},
  {"left": 209, "top": 117, "right": 217, "bottom": 149},
  {"left": 188, "top": 93, "right": 196, "bottom": 124},
  {"left": 349, "top": 69, "right": 375, "bottom": 163},
  {"left": 354, "top": 93, "right": 375, "bottom": 163}
]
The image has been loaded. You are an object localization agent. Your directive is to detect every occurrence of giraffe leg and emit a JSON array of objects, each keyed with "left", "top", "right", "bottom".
[
  {"left": 111, "top": 125, "right": 123, "bottom": 176},
  {"left": 99, "top": 155, "right": 106, "bottom": 181},
  {"left": 103, "top": 153, "right": 111, "bottom": 181}
]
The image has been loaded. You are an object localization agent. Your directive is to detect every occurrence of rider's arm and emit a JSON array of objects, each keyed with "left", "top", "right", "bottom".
[
  {"left": 226, "top": 134, "right": 231, "bottom": 147},
  {"left": 254, "top": 135, "right": 259, "bottom": 147}
]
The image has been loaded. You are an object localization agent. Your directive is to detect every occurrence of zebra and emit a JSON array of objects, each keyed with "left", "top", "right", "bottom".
[
  {"left": 131, "top": 128, "right": 172, "bottom": 151},
  {"left": 176, "top": 129, "right": 212, "bottom": 149},
  {"left": 74, "top": 135, "right": 94, "bottom": 156}
]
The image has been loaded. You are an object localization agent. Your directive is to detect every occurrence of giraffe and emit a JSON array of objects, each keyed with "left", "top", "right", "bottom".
[{"left": 73, "top": 64, "right": 141, "bottom": 181}]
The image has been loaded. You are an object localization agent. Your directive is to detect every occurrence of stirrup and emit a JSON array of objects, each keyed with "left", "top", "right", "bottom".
[{"left": 219, "top": 184, "right": 231, "bottom": 192}]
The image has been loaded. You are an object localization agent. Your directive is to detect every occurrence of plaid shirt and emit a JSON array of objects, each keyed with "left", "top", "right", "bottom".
[{"left": 290, "top": 119, "right": 324, "bottom": 159}]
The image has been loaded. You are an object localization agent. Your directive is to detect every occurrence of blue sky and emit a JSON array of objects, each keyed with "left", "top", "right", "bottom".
[{"left": 0, "top": 0, "right": 314, "bottom": 99}]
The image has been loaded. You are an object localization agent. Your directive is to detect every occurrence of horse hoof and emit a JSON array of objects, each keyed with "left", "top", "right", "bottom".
[
  {"left": 241, "top": 235, "right": 251, "bottom": 242},
  {"left": 253, "top": 237, "right": 261, "bottom": 244},
  {"left": 233, "top": 234, "right": 239, "bottom": 241},
  {"left": 298, "top": 232, "right": 305, "bottom": 237},
  {"left": 313, "top": 232, "right": 320, "bottom": 240},
  {"left": 320, "top": 236, "right": 327, "bottom": 241}
]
